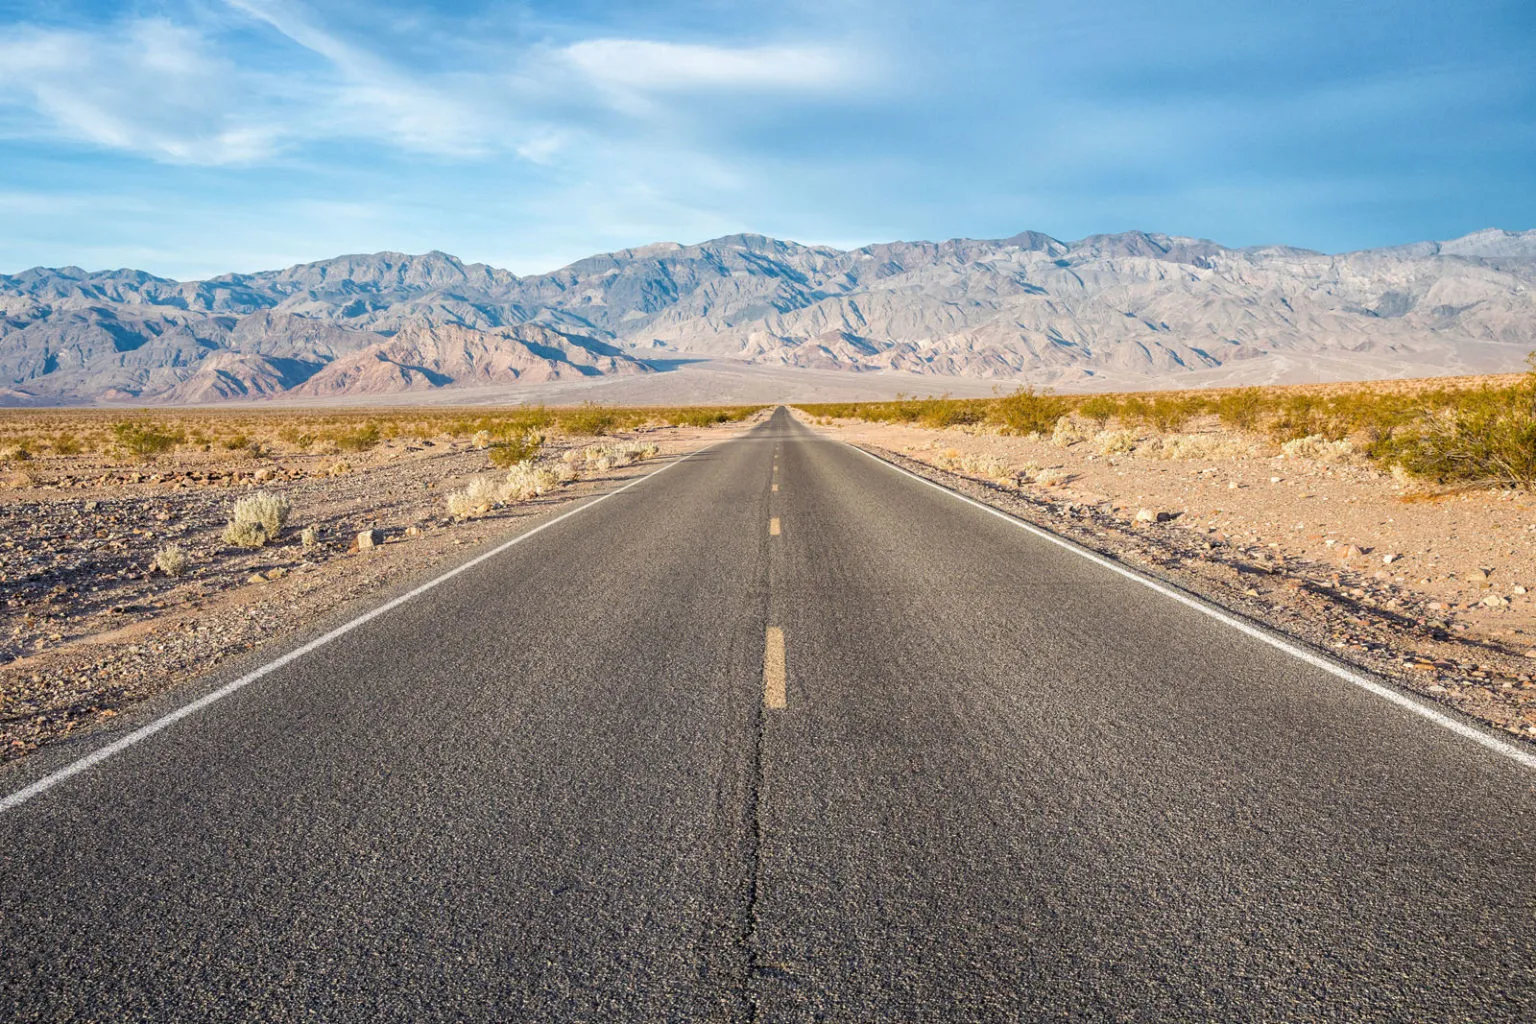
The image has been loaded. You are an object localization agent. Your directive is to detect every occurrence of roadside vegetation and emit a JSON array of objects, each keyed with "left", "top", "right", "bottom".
[
  {"left": 0, "top": 403, "right": 761, "bottom": 473},
  {"left": 797, "top": 368, "right": 1536, "bottom": 489}
]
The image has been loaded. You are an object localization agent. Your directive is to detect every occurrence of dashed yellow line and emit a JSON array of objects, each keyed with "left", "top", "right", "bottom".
[
  {"left": 763, "top": 627, "right": 786, "bottom": 709},
  {"left": 769, "top": 517, "right": 781, "bottom": 536}
]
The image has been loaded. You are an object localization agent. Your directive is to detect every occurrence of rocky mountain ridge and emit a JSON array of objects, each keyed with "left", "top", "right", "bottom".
[{"left": 2, "top": 227, "right": 1534, "bottom": 404}]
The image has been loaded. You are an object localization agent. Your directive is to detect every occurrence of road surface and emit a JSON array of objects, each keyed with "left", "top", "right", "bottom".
[{"left": 2, "top": 407, "right": 1533, "bottom": 1021}]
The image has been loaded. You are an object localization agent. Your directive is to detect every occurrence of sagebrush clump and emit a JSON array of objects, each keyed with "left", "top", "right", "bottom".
[
  {"left": 223, "top": 491, "right": 292, "bottom": 547},
  {"left": 502, "top": 461, "right": 561, "bottom": 501},
  {"left": 446, "top": 476, "right": 502, "bottom": 519},
  {"left": 153, "top": 543, "right": 189, "bottom": 577}
]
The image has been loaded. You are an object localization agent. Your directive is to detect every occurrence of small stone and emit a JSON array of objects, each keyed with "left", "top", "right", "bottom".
[
  {"left": 357, "top": 529, "right": 384, "bottom": 550},
  {"left": 405, "top": 526, "right": 422, "bottom": 538},
  {"left": 1270, "top": 476, "right": 1282, "bottom": 484},
  {"left": 1515, "top": 586, "right": 1528, "bottom": 595},
  {"left": 1227, "top": 480, "right": 1239, "bottom": 490},
  {"left": 247, "top": 572, "right": 268, "bottom": 584},
  {"left": 1135, "top": 508, "right": 1157, "bottom": 523},
  {"left": 1382, "top": 553, "right": 1398, "bottom": 564},
  {"left": 1483, "top": 594, "right": 1509, "bottom": 608},
  {"left": 266, "top": 567, "right": 287, "bottom": 581}
]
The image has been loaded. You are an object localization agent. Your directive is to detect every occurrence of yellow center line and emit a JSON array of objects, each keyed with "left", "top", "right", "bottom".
[
  {"left": 763, "top": 627, "right": 786, "bottom": 709},
  {"left": 769, "top": 517, "right": 781, "bottom": 536}
]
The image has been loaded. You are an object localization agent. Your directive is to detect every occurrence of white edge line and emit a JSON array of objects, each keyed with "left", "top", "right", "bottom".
[
  {"left": 851, "top": 443, "right": 1536, "bottom": 772},
  {"left": 0, "top": 446, "right": 713, "bottom": 814}
]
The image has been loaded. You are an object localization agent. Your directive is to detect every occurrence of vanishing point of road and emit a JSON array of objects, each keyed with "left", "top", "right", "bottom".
[{"left": 2, "top": 407, "right": 1532, "bottom": 1021}]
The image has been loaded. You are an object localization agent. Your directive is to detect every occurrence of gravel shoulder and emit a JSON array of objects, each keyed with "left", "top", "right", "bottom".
[
  {"left": 807, "top": 413, "right": 1536, "bottom": 744},
  {"left": 0, "top": 417, "right": 762, "bottom": 761}
]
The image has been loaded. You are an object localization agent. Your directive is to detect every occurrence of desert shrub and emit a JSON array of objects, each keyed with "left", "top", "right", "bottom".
[
  {"left": 502, "top": 461, "right": 562, "bottom": 501},
  {"left": 153, "top": 543, "right": 189, "bottom": 577},
  {"left": 50, "top": 433, "right": 83, "bottom": 455},
  {"left": 223, "top": 491, "right": 292, "bottom": 547},
  {"left": 1383, "top": 385, "right": 1536, "bottom": 488},
  {"left": 1215, "top": 389, "right": 1265, "bottom": 431},
  {"left": 488, "top": 431, "right": 543, "bottom": 469},
  {"left": 560, "top": 404, "right": 618, "bottom": 436},
  {"left": 990, "top": 387, "right": 1069, "bottom": 436},
  {"left": 277, "top": 426, "right": 315, "bottom": 449},
  {"left": 1281, "top": 435, "right": 1356, "bottom": 463},
  {"left": 934, "top": 450, "right": 1013, "bottom": 483},
  {"left": 1050, "top": 416, "right": 1092, "bottom": 447},
  {"left": 112, "top": 421, "right": 181, "bottom": 460},
  {"left": 1118, "top": 396, "right": 1153, "bottom": 428},
  {"left": 1145, "top": 433, "right": 1257, "bottom": 460},
  {"left": 1094, "top": 429, "right": 1139, "bottom": 455},
  {"left": 333, "top": 423, "right": 381, "bottom": 452},
  {"left": 1149, "top": 396, "right": 1205, "bottom": 432},
  {"left": 1268, "top": 394, "right": 1346, "bottom": 441},
  {"left": 447, "top": 475, "right": 502, "bottom": 519},
  {"left": 917, "top": 398, "right": 986, "bottom": 429},
  {"left": 1077, "top": 395, "right": 1119, "bottom": 428}
]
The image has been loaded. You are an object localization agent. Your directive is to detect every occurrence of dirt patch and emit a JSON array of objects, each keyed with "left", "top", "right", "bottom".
[
  {"left": 809, "top": 413, "right": 1536, "bottom": 744},
  {"left": 0, "top": 416, "right": 764, "bottom": 760}
]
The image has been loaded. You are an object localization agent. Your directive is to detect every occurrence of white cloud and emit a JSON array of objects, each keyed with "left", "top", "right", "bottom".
[
  {"left": 0, "top": 19, "right": 278, "bottom": 164},
  {"left": 562, "top": 39, "right": 857, "bottom": 94},
  {"left": 224, "top": 0, "right": 488, "bottom": 156}
]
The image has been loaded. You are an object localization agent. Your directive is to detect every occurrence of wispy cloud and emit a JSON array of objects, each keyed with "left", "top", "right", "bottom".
[
  {"left": 561, "top": 39, "right": 857, "bottom": 94},
  {"left": 224, "top": 0, "right": 490, "bottom": 156},
  {"left": 0, "top": 18, "right": 279, "bottom": 164}
]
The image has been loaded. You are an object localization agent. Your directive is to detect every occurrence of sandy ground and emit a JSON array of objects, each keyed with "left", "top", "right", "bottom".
[
  {"left": 0, "top": 415, "right": 765, "bottom": 760},
  {"left": 808, "top": 412, "right": 1536, "bottom": 744}
]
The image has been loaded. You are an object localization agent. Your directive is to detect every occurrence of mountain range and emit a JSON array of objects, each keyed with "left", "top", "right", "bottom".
[{"left": 2, "top": 227, "right": 1534, "bottom": 405}]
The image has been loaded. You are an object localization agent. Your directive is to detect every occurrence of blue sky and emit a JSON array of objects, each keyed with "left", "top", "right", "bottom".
[{"left": 0, "top": 0, "right": 1532, "bottom": 278}]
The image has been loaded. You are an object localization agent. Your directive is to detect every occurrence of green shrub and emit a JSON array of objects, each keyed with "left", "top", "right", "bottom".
[
  {"left": 488, "top": 431, "right": 543, "bottom": 468},
  {"left": 1077, "top": 395, "right": 1119, "bottom": 428},
  {"left": 558, "top": 404, "right": 618, "bottom": 436},
  {"left": 112, "top": 421, "right": 182, "bottom": 460},
  {"left": 333, "top": 423, "right": 381, "bottom": 452},
  {"left": 989, "top": 387, "right": 1068, "bottom": 435},
  {"left": 1383, "top": 382, "right": 1536, "bottom": 488}
]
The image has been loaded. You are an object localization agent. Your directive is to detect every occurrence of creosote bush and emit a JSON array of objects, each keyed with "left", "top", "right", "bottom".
[
  {"left": 223, "top": 490, "right": 292, "bottom": 548},
  {"left": 1383, "top": 383, "right": 1536, "bottom": 488},
  {"left": 488, "top": 431, "right": 543, "bottom": 469},
  {"left": 112, "top": 421, "right": 182, "bottom": 460}
]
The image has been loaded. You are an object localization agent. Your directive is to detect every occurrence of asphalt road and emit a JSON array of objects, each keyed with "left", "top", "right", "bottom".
[{"left": 2, "top": 407, "right": 1533, "bottom": 1021}]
